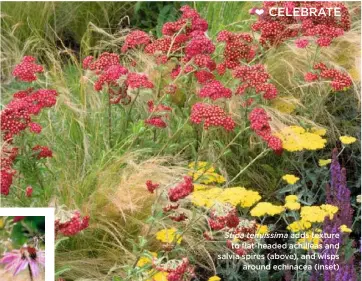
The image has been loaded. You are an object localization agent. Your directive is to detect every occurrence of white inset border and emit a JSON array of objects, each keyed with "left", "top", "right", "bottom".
[{"left": 0, "top": 208, "right": 55, "bottom": 281}]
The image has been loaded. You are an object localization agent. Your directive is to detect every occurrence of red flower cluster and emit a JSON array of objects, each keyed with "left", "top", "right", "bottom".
[
  {"left": 190, "top": 103, "right": 235, "bottom": 131},
  {"left": 233, "top": 64, "right": 278, "bottom": 100},
  {"left": 252, "top": 2, "right": 351, "bottom": 47},
  {"left": 94, "top": 65, "right": 128, "bottom": 91},
  {"left": 169, "top": 212, "right": 187, "bottom": 222},
  {"left": 145, "top": 180, "right": 160, "bottom": 193},
  {"left": 125, "top": 72, "right": 154, "bottom": 89},
  {"left": 193, "top": 54, "right": 216, "bottom": 71},
  {"left": 13, "top": 216, "right": 26, "bottom": 222},
  {"left": 304, "top": 72, "right": 319, "bottom": 82},
  {"left": 55, "top": 211, "right": 90, "bottom": 237},
  {"left": 193, "top": 70, "right": 214, "bottom": 84},
  {"left": 217, "top": 30, "right": 255, "bottom": 69},
  {"left": 121, "top": 30, "right": 151, "bottom": 53},
  {"left": 198, "top": 80, "right": 232, "bottom": 100},
  {"left": 26, "top": 186, "right": 33, "bottom": 197},
  {"left": 249, "top": 108, "right": 283, "bottom": 154},
  {"left": 1, "top": 88, "right": 57, "bottom": 142},
  {"left": 12, "top": 56, "right": 43, "bottom": 82},
  {"left": 312, "top": 62, "right": 352, "bottom": 91},
  {"left": 32, "top": 145, "right": 53, "bottom": 159},
  {"left": 295, "top": 38, "right": 309, "bottom": 49},
  {"left": 153, "top": 257, "right": 195, "bottom": 281},
  {"left": 145, "top": 100, "right": 172, "bottom": 128},
  {"left": 226, "top": 219, "right": 257, "bottom": 256},
  {"left": 168, "top": 176, "right": 194, "bottom": 202},
  {"left": 1, "top": 145, "right": 18, "bottom": 195},
  {"left": 208, "top": 206, "right": 240, "bottom": 230},
  {"left": 1, "top": 58, "right": 56, "bottom": 196}
]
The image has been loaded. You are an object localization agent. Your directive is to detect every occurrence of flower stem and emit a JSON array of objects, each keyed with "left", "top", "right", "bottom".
[
  {"left": 28, "top": 264, "right": 34, "bottom": 281},
  {"left": 108, "top": 94, "right": 112, "bottom": 148}
]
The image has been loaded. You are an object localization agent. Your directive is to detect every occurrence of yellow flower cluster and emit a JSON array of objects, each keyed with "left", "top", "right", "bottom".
[
  {"left": 208, "top": 276, "right": 221, "bottom": 281},
  {"left": 191, "top": 187, "right": 261, "bottom": 208},
  {"left": 188, "top": 162, "right": 226, "bottom": 184},
  {"left": 339, "top": 135, "right": 357, "bottom": 145},
  {"left": 282, "top": 174, "right": 300, "bottom": 185},
  {"left": 300, "top": 204, "right": 338, "bottom": 223},
  {"left": 340, "top": 224, "right": 352, "bottom": 233},
  {"left": 319, "top": 159, "right": 332, "bottom": 167},
  {"left": 137, "top": 252, "right": 169, "bottom": 281},
  {"left": 271, "top": 98, "right": 296, "bottom": 114},
  {"left": 250, "top": 202, "right": 285, "bottom": 217},
  {"left": 284, "top": 195, "right": 301, "bottom": 211},
  {"left": 256, "top": 224, "right": 269, "bottom": 235},
  {"left": 275, "top": 126, "right": 327, "bottom": 152},
  {"left": 155, "top": 228, "right": 182, "bottom": 244},
  {"left": 287, "top": 220, "right": 312, "bottom": 232}
]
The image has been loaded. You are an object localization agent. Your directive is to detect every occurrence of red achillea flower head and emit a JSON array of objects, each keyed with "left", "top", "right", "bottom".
[
  {"left": 185, "top": 34, "right": 215, "bottom": 59},
  {"left": 153, "top": 257, "right": 195, "bottom": 281},
  {"left": 13, "top": 216, "right": 25, "bottom": 222},
  {"left": 32, "top": 145, "right": 52, "bottom": 159},
  {"left": 249, "top": 107, "right": 283, "bottom": 154},
  {"left": 88, "top": 52, "right": 119, "bottom": 72},
  {"left": 1, "top": 89, "right": 57, "bottom": 142},
  {"left": 1, "top": 169, "right": 15, "bottom": 195},
  {"left": 55, "top": 211, "right": 89, "bottom": 237},
  {"left": 194, "top": 70, "right": 214, "bottom": 84},
  {"left": 316, "top": 37, "right": 332, "bottom": 47},
  {"left": 94, "top": 65, "right": 128, "bottom": 91},
  {"left": 304, "top": 72, "right": 319, "bottom": 82},
  {"left": 155, "top": 55, "right": 168, "bottom": 65},
  {"left": 29, "top": 122, "right": 42, "bottom": 134},
  {"left": 146, "top": 180, "right": 160, "bottom": 193},
  {"left": 217, "top": 30, "right": 255, "bottom": 69},
  {"left": 233, "top": 64, "right": 278, "bottom": 100},
  {"left": 190, "top": 103, "right": 235, "bottom": 131},
  {"left": 82, "top": 56, "right": 94, "bottom": 69},
  {"left": 125, "top": 73, "right": 154, "bottom": 89},
  {"left": 314, "top": 63, "right": 352, "bottom": 91},
  {"left": 145, "top": 117, "right": 167, "bottom": 128},
  {"left": 295, "top": 38, "right": 309, "bottom": 48},
  {"left": 198, "top": 80, "right": 232, "bottom": 100},
  {"left": 26, "top": 186, "right": 33, "bottom": 197},
  {"left": 147, "top": 100, "right": 172, "bottom": 113},
  {"left": 12, "top": 56, "right": 43, "bottom": 82},
  {"left": 193, "top": 54, "right": 216, "bottom": 71},
  {"left": 169, "top": 212, "right": 187, "bottom": 222},
  {"left": 163, "top": 203, "right": 179, "bottom": 212},
  {"left": 216, "top": 63, "right": 227, "bottom": 75},
  {"left": 168, "top": 176, "right": 194, "bottom": 202},
  {"left": 121, "top": 30, "right": 151, "bottom": 53},
  {"left": 208, "top": 205, "right": 239, "bottom": 230}
]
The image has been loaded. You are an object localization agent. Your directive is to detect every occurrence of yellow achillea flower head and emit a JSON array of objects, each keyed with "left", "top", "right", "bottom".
[
  {"left": 285, "top": 201, "right": 301, "bottom": 211},
  {"left": 137, "top": 252, "right": 157, "bottom": 267},
  {"left": 155, "top": 228, "right": 182, "bottom": 244},
  {"left": 282, "top": 174, "right": 300, "bottom": 185},
  {"left": 287, "top": 220, "right": 312, "bottom": 232},
  {"left": 339, "top": 224, "right": 352, "bottom": 233},
  {"left": 300, "top": 204, "right": 338, "bottom": 223},
  {"left": 147, "top": 271, "right": 168, "bottom": 281},
  {"left": 256, "top": 224, "right": 269, "bottom": 235},
  {"left": 285, "top": 195, "right": 300, "bottom": 210},
  {"left": 208, "top": 276, "right": 221, "bottom": 281},
  {"left": 250, "top": 202, "right": 285, "bottom": 217},
  {"left": 319, "top": 159, "right": 332, "bottom": 167},
  {"left": 191, "top": 187, "right": 261, "bottom": 208},
  {"left": 275, "top": 126, "right": 327, "bottom": 152},
  {"left": 339, "top": 135, "right": 357, "bottom": 145}
]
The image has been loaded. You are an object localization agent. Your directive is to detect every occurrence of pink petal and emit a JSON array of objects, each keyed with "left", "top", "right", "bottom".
[
  {"left": 12, "top": 259, "right": 28, "bottom": 275},
  {"left": 29, "top": 259, "right": 40, "bottom": 277}
]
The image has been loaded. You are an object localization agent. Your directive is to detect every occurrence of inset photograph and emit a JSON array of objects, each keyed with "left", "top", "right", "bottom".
[{"left": 0, "top": 216, "right": 45, "bottom": 281}]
